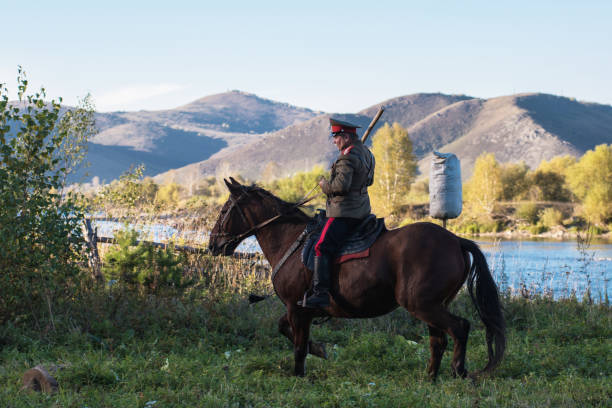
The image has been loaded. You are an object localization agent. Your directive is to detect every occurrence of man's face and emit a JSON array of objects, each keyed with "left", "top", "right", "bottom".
[{"left": 332, "top": 133, "right": 352, "bottom": 151}]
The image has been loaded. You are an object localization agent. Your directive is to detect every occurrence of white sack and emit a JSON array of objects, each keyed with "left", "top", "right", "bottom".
[{"left": 429, "top": 151, "right": 462, "bottom": 219}]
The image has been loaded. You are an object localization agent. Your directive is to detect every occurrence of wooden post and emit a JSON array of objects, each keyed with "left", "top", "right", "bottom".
[{"left": 82, "top": 219, "right": 103, "bottom": 282}]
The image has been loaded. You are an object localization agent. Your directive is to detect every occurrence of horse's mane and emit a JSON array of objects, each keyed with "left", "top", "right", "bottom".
[{"left": 243, "top": 184, "right": 313, "bottom": 223}]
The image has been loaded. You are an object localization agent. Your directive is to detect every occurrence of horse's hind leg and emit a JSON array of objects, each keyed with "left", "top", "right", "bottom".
[
  {"left": 278, "top": 313, "right": 327, "bottom": 359},
  {"left": 415, "top": 307, "right": 470, "bottom": 378},
  {"left": 427, "top": 325, "right": 448, "bottom": 380}
]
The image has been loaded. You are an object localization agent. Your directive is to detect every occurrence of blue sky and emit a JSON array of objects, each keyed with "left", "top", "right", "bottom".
[{"left": 3, "top": 1, "right": 611, "bottom": 112}]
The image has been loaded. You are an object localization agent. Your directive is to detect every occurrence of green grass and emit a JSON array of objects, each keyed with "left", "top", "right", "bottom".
[{"left": 1, "top": 287, "right": 610, "bottom": 407}]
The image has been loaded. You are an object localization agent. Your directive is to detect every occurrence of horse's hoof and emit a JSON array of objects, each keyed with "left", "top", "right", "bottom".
[
  {"left": 309, "top": 342, "right": 327, "bottom": 359},
  {"left": 452, "top": 370, "right": 468, "bottom": 379},
  {"left": 467, "top": 371, "right": 483, "bottom": 383},
  {"left": 451, "top": 365, "right": 467, "bottom": 379}
]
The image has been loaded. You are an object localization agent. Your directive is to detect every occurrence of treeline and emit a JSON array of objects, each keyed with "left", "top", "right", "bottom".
[
  {"left": 85, "top": 123, "right": 612, "bottom": 235},
  {"left": 83, "top": 164, "right": 328, "bottom": 217},
  {"left": 257, "top": 124, "right": 611, "bottom": 233},
  {"left": 460, "top": 147, "right": 611, "bottom": 232}
]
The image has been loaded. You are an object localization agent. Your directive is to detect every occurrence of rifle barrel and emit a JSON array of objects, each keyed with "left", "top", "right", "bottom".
[{"left": 361, "top": 106, "right": 385, "bottom": 144}]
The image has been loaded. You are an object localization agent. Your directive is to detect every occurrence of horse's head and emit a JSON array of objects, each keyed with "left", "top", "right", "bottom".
[
  {"left": 209, "top": 177, "right": 312, "bottom": 256},
  {"left": 208, "top": 177, "right": 267, "bottom": 256}
]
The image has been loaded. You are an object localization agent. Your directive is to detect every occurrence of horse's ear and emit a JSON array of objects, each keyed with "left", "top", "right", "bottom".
[
  {"left": 229, "top": 176, "right": 241, "bottom": 187},
  {"left": 224, "top": 178, "right": 241, "bottom": 195}
]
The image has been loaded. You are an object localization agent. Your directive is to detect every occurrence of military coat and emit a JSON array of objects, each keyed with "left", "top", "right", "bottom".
[{"left": 320, "top": 140, "right": 375, "bottom": 219}]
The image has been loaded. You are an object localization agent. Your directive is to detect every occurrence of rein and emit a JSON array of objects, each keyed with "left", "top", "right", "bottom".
[
  {"left": 211, "top": 186, "right": 321, "bottom": 253},
  {"left": 212, "top": 184, "right": 323, "bottom": 307}
]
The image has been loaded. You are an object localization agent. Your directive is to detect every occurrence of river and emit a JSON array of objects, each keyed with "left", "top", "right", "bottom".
[
  {"left": 94, "top": 220, "right": 611, "bottom": 301},
  {"left": 476, "top": 238, "right": 610, "bottom": 301}
]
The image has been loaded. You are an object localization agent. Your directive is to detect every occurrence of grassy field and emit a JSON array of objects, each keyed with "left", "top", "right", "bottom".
[{"left": 0, "top": 266, "right": 610, "bottom": 408}]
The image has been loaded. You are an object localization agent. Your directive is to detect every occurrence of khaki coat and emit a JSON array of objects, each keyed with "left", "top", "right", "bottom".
[{"left": 320, "top": 140, "right": 375, "bottom": 219}]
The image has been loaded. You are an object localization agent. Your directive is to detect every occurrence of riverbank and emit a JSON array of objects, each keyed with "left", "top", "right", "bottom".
[
  {"left": 91, "top": 208, "right": 612, "bottom": 244},
  {"left": 464, "top": 227, "right": 612, "bottom": 242}
]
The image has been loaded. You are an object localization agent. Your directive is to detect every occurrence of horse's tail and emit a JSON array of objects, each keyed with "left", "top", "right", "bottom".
[{"left": 460, "top": 238, "right": 506, "bottom": 373}]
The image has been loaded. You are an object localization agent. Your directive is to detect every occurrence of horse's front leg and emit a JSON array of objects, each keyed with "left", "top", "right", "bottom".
[
  {"left": 287, "top": 308, "right": 313, "bottom": 376},
  {"left": 278, "top": 313, "right": 327, "bottom": 359}
]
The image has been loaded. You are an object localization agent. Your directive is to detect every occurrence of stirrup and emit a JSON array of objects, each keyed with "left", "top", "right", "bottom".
[
  {"left": 297, "top": 291, "right": 309, "bottom": 307},
  {"left": 298, "top": 292, "right": 330, "bottom": 309},
  {"left": 297, "top": 291, "right": 308, "bottom": 307}
]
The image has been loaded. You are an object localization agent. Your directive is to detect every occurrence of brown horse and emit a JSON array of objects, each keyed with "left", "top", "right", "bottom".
[{"left": 208, "top": 178, "right": 506, "bottom": 379}]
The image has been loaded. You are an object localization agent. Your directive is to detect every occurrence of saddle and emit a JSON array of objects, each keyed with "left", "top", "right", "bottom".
[{"left": 301, "top": 211, "right": 386, "bottom": 271}]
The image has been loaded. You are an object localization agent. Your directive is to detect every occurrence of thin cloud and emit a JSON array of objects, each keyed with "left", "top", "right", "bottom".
[{"left": 96, "top": 83, "right": 187, "bottom": 111}]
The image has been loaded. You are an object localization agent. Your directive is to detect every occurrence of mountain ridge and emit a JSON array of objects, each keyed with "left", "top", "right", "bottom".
[
  {"left": 77, "top": 90, "right": 322, "bottom": 182},
  {"left": 154, "top": 92, "right": 612, "bottom": 185},
  {"left": 45, "top": 90, "right": 612, "bottom": 185}
]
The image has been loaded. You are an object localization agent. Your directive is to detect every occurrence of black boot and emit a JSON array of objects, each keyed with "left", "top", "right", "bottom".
[{"left": 300, "top": 255, "right": 331, "bottom": 309}]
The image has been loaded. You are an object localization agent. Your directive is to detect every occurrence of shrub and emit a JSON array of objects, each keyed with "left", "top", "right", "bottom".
[
  {"left": 156, "top": 182, "right": 183, "bottom": 208},
  {"left": 465, "top": 223, "right": 480, "bottom": 234},
  {"left": 406, "top": 178, "right": 429, "bottom": 204},
  {"left": 516, "top": 202, "right": 539, "bottom": 225},
  {"left": 398, "top": 217, "right": 417, "bottom": 228},
  {"left": 529, "top": 224, "right": 548, "bottom": 235},
  {"left": 587, "top": 224, "right": 605, "bottom": 235},
  {"left": 539, "top": 207, "right": 564, "bottom": 228},
  {"left": 0, "top": 70, "right": 94, "bottom": 324},
  {"left": 102, "top": 229, "right": 190, "bottom": 294},
  {"left": 92, "top": 165, "right": 158, "bottom": 215},
  {"left": 185, "top": 194, "right": 209, "bottom": 210},
  {"left": 265, "top": 165, "right": 328, "bottom": 207},
  {"left": 450, "top": 216, "right": 502, "bottom": 234},
  {"left": 479, "top": 219, "right": 504, "bottom": 233}
]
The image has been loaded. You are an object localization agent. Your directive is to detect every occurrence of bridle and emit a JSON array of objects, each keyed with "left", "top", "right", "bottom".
[
  {"left": 209, "top": 187, "right": 319, "bottom": 252},
  {"left": 210, "top": 190, "right": 283, "bottom": 250}
]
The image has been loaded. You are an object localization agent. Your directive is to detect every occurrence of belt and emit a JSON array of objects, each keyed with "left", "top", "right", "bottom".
[{"left": 329, "top": 188, "right": 368, "bottom": 198}]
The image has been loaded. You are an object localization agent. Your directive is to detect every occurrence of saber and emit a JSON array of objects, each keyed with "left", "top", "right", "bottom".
[{"left": 361, "top": 106, "right": 385, "bottom": 144}]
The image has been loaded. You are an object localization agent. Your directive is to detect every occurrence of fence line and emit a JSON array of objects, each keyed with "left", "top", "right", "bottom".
[{"left": 82, "top": 219, "right": 262, "bottom": 280}]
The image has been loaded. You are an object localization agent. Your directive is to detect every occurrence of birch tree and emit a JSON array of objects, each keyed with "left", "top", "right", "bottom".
[
  {"left": 463, "top": 152, "right": 503, "bottom": 217},
  {"left": 566, "top": 144, "right": 612, "bottom": 224},
  {"left": 0, "top": 69, "right": 94, "bottom": 323},
  {"left": 369, "top": 123, "right": 417, "bottom": 217}
]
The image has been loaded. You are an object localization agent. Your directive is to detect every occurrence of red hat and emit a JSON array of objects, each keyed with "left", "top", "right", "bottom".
[{"left": 330, "top": 118, "right": 361, "bottom": 135}]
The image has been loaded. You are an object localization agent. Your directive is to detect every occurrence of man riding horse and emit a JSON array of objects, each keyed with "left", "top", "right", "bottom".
[
  {"left": 300, "top": 118, "right": 376, "bottom": 309},
  {"left": 209, "top": 123, "right": 506, "bottom": 377}
]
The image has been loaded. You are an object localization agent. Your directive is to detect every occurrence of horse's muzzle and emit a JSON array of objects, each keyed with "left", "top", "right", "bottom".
[{"left": 208, "top": 240, "right": 237, "bottom": 256}]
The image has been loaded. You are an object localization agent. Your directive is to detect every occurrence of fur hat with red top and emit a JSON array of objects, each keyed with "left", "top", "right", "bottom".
[{"left": 330, "top": 118, "right": 361, "bottom": 136}]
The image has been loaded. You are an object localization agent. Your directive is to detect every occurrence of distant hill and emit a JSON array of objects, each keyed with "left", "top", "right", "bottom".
[
  {"left": 73, "top": 91, "right": 321, "bottom": 182},
  {"left": 154, "top": 93, "right": 472, "bottom": 184},
  {"left": 51, "top": 89, "right": 612, "bottom": 186},
  {"left": 155, "top": 92, "right": 612, "bottom": 185},
  {"left": 415, "top": 93, "right": 612, "bottom": 179},
  {"left": 358, "top": 93, "right": 475, "bottom": 140}
]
